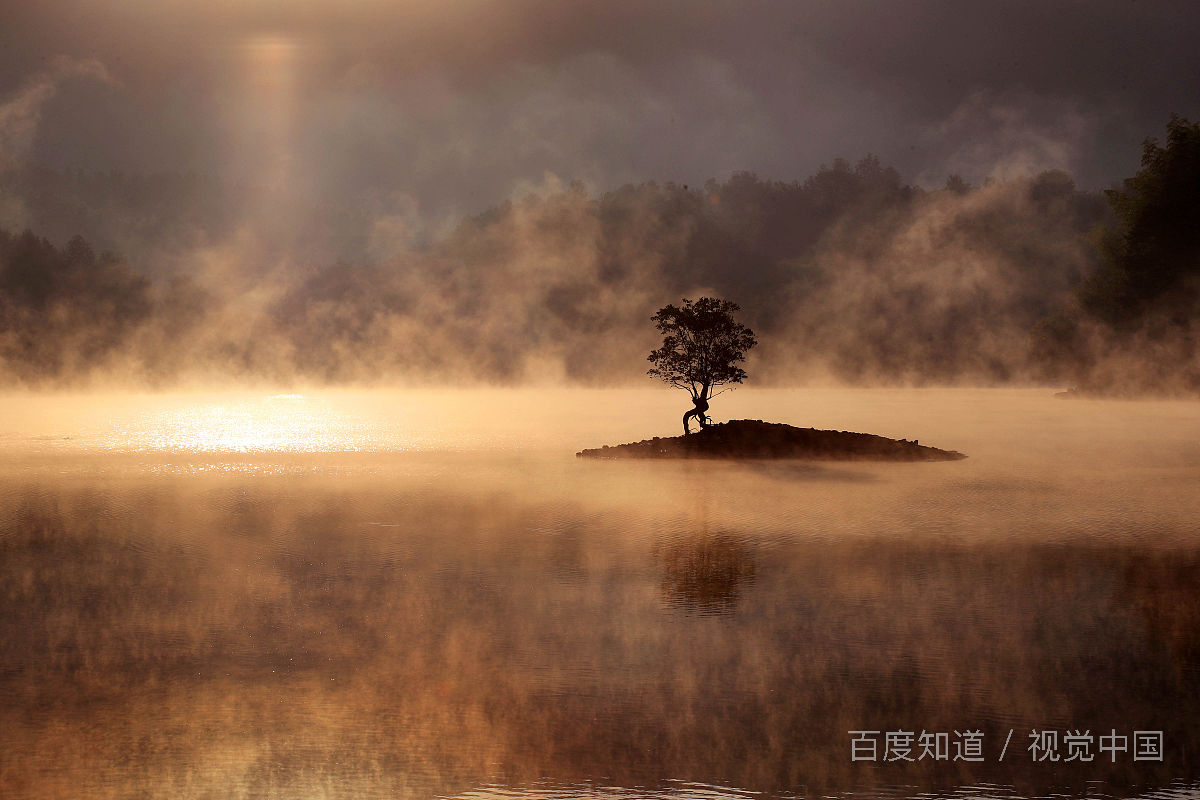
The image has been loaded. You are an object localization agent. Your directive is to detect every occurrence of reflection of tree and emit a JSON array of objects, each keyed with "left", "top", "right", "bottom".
[{"left": 656, "top": 533, "right": 756, "bottom": 614}]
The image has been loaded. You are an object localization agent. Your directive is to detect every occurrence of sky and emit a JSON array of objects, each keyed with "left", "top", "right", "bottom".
[{"left": 2, "top": 0, "right": 1199, "bottom": 231}]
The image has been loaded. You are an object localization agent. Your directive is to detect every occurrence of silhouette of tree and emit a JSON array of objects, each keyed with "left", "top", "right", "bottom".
[
  {"left": 648, "top": 297, "right": 756, "bottom": 434},
  {"left": 1080, "top": 114, "right": 1200, "bottom": 330},
  {"left": 0, "top": 229, "right": 156, "bottom": 382},
  {"left": 944, "top": 174, "right": 971, "bottom": 195}
]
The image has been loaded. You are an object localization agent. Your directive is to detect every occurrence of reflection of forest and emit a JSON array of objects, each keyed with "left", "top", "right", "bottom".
[
  {"left": 1124, "top": 553, "right": 1200, "bottom": 676},
  {"left": 2, "top": 477, "right": 1198, "bottom": 799},
  {"left": 656, "top": 532, "right": 756, "bottom": 613}
]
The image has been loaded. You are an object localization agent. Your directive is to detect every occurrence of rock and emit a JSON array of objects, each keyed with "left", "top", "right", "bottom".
[{"left": 576, "top": 419, "right": 966, "bottom": 461}]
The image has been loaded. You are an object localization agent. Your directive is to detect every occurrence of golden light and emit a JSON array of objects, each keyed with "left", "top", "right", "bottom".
[
  {"left": 106, "top": 394, "right": 351, "bottom": 453},
  {"left": 240, "top": 34, "right": 300, "bottom": 190}
]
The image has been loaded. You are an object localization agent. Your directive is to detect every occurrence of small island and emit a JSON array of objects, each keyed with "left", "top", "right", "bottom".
[
  {"left": 607, "top": 299, "right": 965, "bottom": 462},
  {"left": 577, "top": 419, "right": 966, "bottom": 461}
]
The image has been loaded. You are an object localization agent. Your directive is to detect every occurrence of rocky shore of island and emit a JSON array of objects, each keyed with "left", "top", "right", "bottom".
[{"left": 577, "top": 419, "right": 966, "bottom": 461}]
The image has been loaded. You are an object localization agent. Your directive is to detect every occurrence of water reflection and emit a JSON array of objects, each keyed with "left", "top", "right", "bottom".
[
  {"left": 2, "top": 462, "right": 1199, "bottom": 800},
  {"left": 737, "top": 460, "right": 880, "bottom": 483},
  {"left": 434, "top": 779, "right": 1200, "bottom": 800},
  {"left": 1121, "top": 553, "right": 1200, "bottom": 678},
  {"left": 2, "top": 388, "right": 1199, "bottom": 799},
  {"left": 656, "top": 532, "right": 757, "bottom": 614}
]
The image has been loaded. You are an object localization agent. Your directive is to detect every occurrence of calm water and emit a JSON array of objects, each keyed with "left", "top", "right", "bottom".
[{"left": 1, "top": 388, "right": 1199, "bottom": 800}]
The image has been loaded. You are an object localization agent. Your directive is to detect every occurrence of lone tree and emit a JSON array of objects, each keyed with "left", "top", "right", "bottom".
[{"left": 648, "top": 297, "right": 757, "bottom": 434}]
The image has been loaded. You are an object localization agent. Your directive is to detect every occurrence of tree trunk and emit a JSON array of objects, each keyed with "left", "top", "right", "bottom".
[{"left": 682, "top": 386, "right": 711, "bottom": 434}]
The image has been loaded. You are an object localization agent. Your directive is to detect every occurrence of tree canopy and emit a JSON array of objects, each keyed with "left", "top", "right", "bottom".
[
  {"left": 648, "top": 297, "right": 757, "bottom": 432},
  {"left": 1080, "top": 114, "right": 1200, "bottom": 330}
]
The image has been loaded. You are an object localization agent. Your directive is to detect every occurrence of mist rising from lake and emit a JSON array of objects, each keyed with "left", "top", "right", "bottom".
[{"left": 2, "top": 389, "right": 1198, "bottom": 799}]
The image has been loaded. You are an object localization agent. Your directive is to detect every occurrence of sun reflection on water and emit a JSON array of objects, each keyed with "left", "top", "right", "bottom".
[
  {"left": 100, "top": 394, "right": 369, "bottom": 453},
  {"left": 130, "top": 396, "right": 345, "bottom": 452},
  {"left": 72, "top": 392, "right": 476, "bottom": 456},
  {"left": 2, "top": 388, "right": 683, "bottom": 458}
]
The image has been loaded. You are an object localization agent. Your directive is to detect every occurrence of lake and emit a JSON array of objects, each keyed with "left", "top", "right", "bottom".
[{"left": 1, "top": 388, "right": 1198, "bottom": 800}]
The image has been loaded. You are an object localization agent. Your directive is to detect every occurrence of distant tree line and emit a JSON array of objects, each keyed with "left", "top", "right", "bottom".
[
  {"left": 1033, "top": 115, "right": 1200, "bottom": 392},
  {"left": 0, "top": 230, "right": 207, "bottom": 383},
  {"left": 1, "top": 117, "right": 1196, "bottom": 392}
]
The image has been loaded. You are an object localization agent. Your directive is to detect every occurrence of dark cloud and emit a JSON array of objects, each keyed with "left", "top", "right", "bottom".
[{"left": 2, "top": 0, "right": 1198, "bottom": 221}]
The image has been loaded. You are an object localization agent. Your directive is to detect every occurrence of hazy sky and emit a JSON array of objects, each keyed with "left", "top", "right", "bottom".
[{"left": 2, "top": 0, "right": 1199, "bottom": 223}]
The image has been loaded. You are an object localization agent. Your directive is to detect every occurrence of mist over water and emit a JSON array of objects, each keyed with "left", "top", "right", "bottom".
[
  {"left": 0, "top": 169, "right": 1119, "bottom": 390},
  {"left": 4, "top": 2, "right": 1199, "bottom": 796},
  {"left": 2, "top": 388, "right": 1199, "bottom": 799}
]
